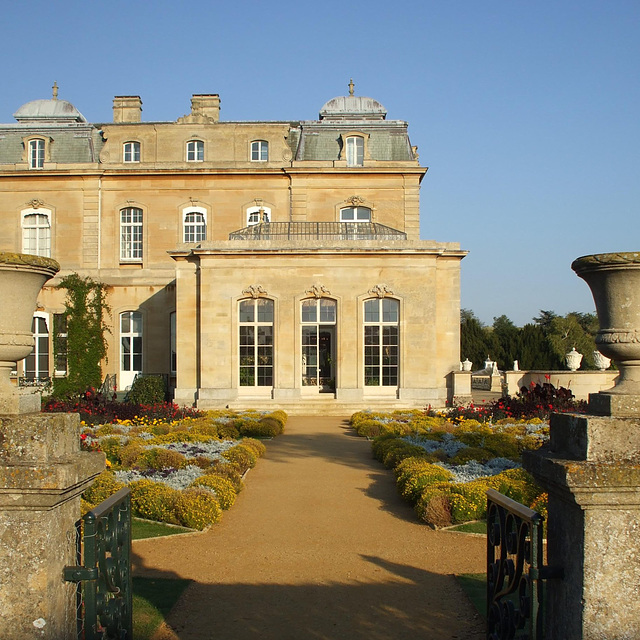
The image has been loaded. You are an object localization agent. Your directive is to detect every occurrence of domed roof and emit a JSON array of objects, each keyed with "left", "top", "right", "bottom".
[
  {"left": 14, "top": 98, "right": 86, "bottom": 123},
  {"left": 319, "top": 80, "right": 387, "bottom": 121}
]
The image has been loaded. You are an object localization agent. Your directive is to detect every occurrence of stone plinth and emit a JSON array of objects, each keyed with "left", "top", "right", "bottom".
[
  {"left": 524, "top": 411, "right": 640, "bottom": 639},
  {"left": 0, "top": 413, "right": 104, "bottom": 639}
]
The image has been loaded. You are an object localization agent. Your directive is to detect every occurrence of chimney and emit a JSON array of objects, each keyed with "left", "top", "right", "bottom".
[
  {"left": 190, "top": 94, "right": 220, "bottom": 122},
  {"left": 113, "top": 96, "right": 143, "bottom": 123}
]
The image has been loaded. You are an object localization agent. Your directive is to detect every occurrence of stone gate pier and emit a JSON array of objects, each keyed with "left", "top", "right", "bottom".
[
  {"left": 0, "top": 253, "right": 103, "bottom": 638},
  {"left": 524, "top": 252, "right": 640, "bottom": 639}
]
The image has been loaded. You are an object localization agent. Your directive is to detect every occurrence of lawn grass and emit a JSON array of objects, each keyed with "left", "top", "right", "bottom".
[
  {"left": 456, "top": 573, "right": 486, "bottom": 617},
  {"left": 133, "top": 576, "right": 191, "bottom": 639},
  {"left": 132, "top": 518, "right": 193, "bottom": 540},
  {"left": 448, "top": 520, "right": 486, "bottom": 534}
]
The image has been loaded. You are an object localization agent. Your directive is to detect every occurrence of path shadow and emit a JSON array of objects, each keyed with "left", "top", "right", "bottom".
[{"left": 132, "top": 549, "right": 485, "bottom": 640}]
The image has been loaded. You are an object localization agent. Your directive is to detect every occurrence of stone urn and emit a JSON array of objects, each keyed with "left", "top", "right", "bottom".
[
  {"left": 461, "top": 358, "right": 472, "bottom": 372},
  {"left": 565, "top": 347, "right": 583, "bottom": 371},
  {"left": 593, "top": 350, "right": 611, "bottom": 370},
  {"left": 572, "top": 252, "right": 640, "bottom": 395},
  {"left": 0, "top": 252, "right": 59, "bottom": 413}
]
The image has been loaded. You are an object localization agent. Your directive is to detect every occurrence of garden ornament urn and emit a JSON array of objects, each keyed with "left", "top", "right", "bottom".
[
  {"left": 593, "top": 350, "right": 611, "bottom": 371},
  {"left": 461, "top": 358, "right": 472, "bottom": 372},
  {"left": 0, "top": 252, "right": 59, "bottom": 414},
  {"left": 572, "top": 252, "right": 640, "bottom": 407},
  {"left": 565, "top": 347, "right": 583, "bottom": 371}
]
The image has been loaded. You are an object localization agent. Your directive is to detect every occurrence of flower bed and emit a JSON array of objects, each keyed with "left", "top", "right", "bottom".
[
  {"left": 81, "top": 409, "right": 287, "bottom": 530},
  {"left": 350, "top": 409, "right": 549, "bottom": 528}
]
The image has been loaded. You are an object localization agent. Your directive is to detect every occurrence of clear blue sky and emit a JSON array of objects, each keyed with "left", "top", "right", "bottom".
[{"left": 3, "top": 1, "right": 638, "bottom": 326}]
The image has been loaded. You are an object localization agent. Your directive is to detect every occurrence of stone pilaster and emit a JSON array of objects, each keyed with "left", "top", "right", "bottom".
[
  {"left": 0, "top": 413, "right": 104, "bottom": 639},
  {"left": 524, "top": 410, "right": 640, "bottom": 639}
]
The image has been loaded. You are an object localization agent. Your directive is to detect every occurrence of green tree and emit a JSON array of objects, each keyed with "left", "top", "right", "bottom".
[
  {"left": 547, "top": 312, "right": 598, "bottom": 369},
  {"left": 460, "top": 309, "right": 497, "bottom": 371},
  {"left": 492, "top": 315, "right": 519, "bottom": 370},
  {"left": 53, "top": 274, "right": 110, "bottom": 397}
]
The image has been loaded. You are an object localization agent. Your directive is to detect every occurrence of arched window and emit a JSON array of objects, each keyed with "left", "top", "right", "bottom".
[
  {"left": 301, "top": 298, "right": 336, "bottom": 391},
  {"left": 186, "top": 140, "right": 204, "bottom": 162},
  {"left": 251, "top": 140, "right": 268, "bottom": 162},
  {"left": 120, "top": 207, "right": 143, "bottom": 261},
  {"left": 340, "top": 206, "right": 371, "bottom": 222},
  {"left": 24, "top": 314, "right": 49, "bottom": 380},
  {"left": 29, "top": 138, "right": 45, "bottom": 169},
  {"left": 364, "top": 298, "right": 399, "bottom": 386},
  {"left": 346, "top": 136, "right": 364, "bottom": 167},
  {"left": 183, "top": 208, "right": 207, "bottom": 242},
  {"left": 246, "top": 205, "right": 271, "bottom": 226},
  {"left": 120, "top": 311, "right": 143, "bottom": 389},
  {"left": 123, "top": 141, "right": 140, "bottom": 163},
  {"left": 22, "top": 209, "right": 51, "bottom": 257},
  {"left": 239, "top": 298, "right": 274, "bottom": 387}
]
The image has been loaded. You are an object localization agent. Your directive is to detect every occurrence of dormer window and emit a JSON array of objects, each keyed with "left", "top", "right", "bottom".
[
  {"left": 251, "top": 140, "right": 268, "bottom": 162},
  {"left": 123, "top": 141, "right": 140, "bottom": 163},
  {"left": 340, "top": 206, "right": 371, "bottom": 222},
  {"left": 186, "top": 140, "right": 204, "bottom": 162},
  {"left": 29, "top": 139, "right": 45, "bottom": 169},
  {"left": 346, "top": 136, "right": 364, "bottom": 167}
]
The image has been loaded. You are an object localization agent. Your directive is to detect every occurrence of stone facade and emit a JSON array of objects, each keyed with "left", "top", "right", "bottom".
[{"left": 0, "top": 84, "right": 465, "bottom": 411}]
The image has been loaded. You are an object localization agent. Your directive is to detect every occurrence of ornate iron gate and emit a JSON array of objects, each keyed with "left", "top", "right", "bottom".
[{"left": 65, "top": 487, "right": 132, "bottom": 639}]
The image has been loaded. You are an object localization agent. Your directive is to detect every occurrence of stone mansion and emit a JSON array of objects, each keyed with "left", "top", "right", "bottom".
[{"left": 0, "top": 82, "right": 466, "bottom": 412}]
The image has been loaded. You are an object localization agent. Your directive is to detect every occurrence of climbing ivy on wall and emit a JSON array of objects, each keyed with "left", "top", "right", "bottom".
[{"left": 53, "top": 274, "right": 110, "bottom": 398}]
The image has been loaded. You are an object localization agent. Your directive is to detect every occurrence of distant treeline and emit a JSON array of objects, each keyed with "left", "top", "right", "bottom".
[{"left": 460, "top": 309, "right": 603, "bottom": 371}]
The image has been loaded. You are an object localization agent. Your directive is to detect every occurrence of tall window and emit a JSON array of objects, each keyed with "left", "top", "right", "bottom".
[
  {"left": 364, "top": 298, "right": 399, "bottom": 386},
  {"left": 123, "top": 141, "right": 140, "bottom": 163},
  {"left": 22, "top": 211, "right": 51, "bottom": 257},
  {"left": 186, "top": 140, "right": 204, "bottom": 162},
  {"left": 301, "top": 298, "right": 336, "bottom": 390},
  {"left": 340, "top": 206, "right": 371, "bottom": 222},
  {"left": 170, "top": 311, "right": 176, "bottom": 374},
  {"left": 246, "top": 205, "right": 271, "bottom": 226},
  {"left": 120, "top": 207, "right": 143, "bottom": 261},
  {"left": 239, "top": 298, "right": 274, "bottom": 387},
  {"left": 24, "top": 315, "right": 49, "bottom": 379},
  {"left": 346, "top": 136, "right": 364, "bottom": 167},
  {"left": 120, "top": 311, "right": 143, "bottom": 379},
  {"left": 53, "top": 313, "right": 68, "bottom": 375},
  {"left": 29, "top": 139, "right": 45, "bottom": 169},
  {"left": 183, "top": 209, "right": 207, "bottom": 242},
  {"left": 251, "top": 140, "right": 269, "bottom": 161}
]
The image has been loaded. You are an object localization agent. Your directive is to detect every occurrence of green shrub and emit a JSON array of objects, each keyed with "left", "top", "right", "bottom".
[
  {"left": 126, "top": 375, "right": 166, "bottom": 405},
  {"left": 488, "top": 468, "right": 542, "bottom": 507},
  {"left": 240, "top": 437, "right": 267, "bottom": 458},
  {"left": 449, "top": 480, "right": 490, "bottom": 522},
  {"left": 99, "top": 437, "right": 123, "bottom": 466},
  {"left": 353, "top": 419, "right": 386, "bottom": 437},
  {"left": 450, "top": 446, "right": 493, "bottom": 465},
  {"left": 83, "top": 470, "right": 125, "bottom": 505},
  {"left": 129, "top": 479, "right": 180, "bottom": 523},
  {"left": 222, "top": 444, "right": 258, "bottom": 473},
  {"left": 175, "top": 488, "right": 222, "bottom": 530},
  {"left": 415, "top": 483, "right": 454, "bottom": 528},
  {"left": 95, "top": 424, "right": 123, "bottom": 436},
  {"left": 217, "top": 423, "right": 241, "bottom": 439},
  {"left": 268, "top": 410, "right": 288, "bottom": 426},
  {"left": 119, "top": 440, "right": 145, "bottom": 467},
  {"left": 138, "top": 447, "right": 187, "bottom": 470},
  {"left": 395, "top": 459, "right": 454, "bottom": 504},
  {"left": 207, "top": 462, "right": 244, "bottom": 492},
  {"left": 371, "top": 434, "right": 402, "bottom": 462},
  {"left": 190, "top": 475, "right": 237, "bottom": 509},
  {"left": 381, "top": 441, "right": 427, "bottom": 469}
]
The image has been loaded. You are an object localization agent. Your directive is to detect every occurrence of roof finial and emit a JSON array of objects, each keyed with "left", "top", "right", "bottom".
[
  {"left": 348, "top": 78, "right": 354, "bottom": 96},
  {"left": 52, "top": 81, "right": 58, "bottom": 100}
]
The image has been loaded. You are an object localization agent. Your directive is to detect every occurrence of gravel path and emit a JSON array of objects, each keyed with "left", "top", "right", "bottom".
[{"left": 133, "top": 416, "right": 486, "bottom": 639}]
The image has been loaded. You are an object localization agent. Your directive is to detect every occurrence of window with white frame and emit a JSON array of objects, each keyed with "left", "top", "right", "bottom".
[
  {"left": 251, "top": 140, "right": 269, "bottom": 162},
  {"left": 29, "top": 138, "right": 45, "bottom": 169},
  {"left": 170, "top": 311, "right": 176, "bottom": 374},
  {"left": 53, "top": 313, "right": 68, "bottom": 375},
  {"left": 186, "top": 140, "right": 204, "bottom": 162},
  {"left": 123, "top": 141, "right": 140, "bottom": 163},
  {"left": 183, "top": 208, "right": 207, "bottom": 242},
  {"left": 22, "top": 209, "right": 51, "bottom": 257},
  {"left": 24, "top": 314, "right": 49, "bottom": 379},
  {"left": 120, "top": 207, "right": 143, "bottom": 261},
  {"left": 346, "top": 136, "right": 364, "bottom": 167},
  {"left": 301, "top": 298, "right": 336, "bottom": 389},
  {"left": 340, "top": 206, "right": 371, "bottom": 222},
  {"left": 120, "top": 311, "right": 143, "bottom": 375},
  {"left": 364, "top": 298, "right": 399, "bottom": 386},
  {"left": 239, "top": 298, "right": 274, "bottom": 387},
  {"left": 246, "top": 205, "right": 271, "bottom": 226}
]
